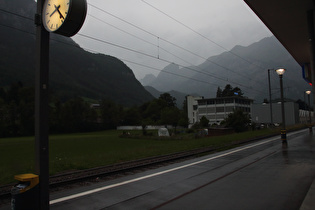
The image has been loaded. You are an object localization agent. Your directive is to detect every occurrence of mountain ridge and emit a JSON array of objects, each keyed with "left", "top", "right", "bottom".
[
  {"left": 0, "top": 0, "right": 154, "bottom": 106},
  {"left": 142, "top": 36, "right": 310, "bottom": 102}
]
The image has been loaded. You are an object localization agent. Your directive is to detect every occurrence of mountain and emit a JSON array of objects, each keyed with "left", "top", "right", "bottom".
[
  {"left": 143, "top": 36, "right": 310, "bottom": 102},
  {"left": 144, "top": 86, "right": 188, "bottom": 108},
  {"left": 144, "top": 63, "right": 197, "bottom": 92},
  {"left": 140, "top": 74, "right": 156, "bottom": 86},
  {"left": 0, "top": 0, "right": 154, "bottom": 106}
]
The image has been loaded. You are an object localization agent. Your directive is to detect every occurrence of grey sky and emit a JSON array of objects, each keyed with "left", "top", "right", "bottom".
[{"left": 72, "top": 0, "right": 272, "bottom": 79}]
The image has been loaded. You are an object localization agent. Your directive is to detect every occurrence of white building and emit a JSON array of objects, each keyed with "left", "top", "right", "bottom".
[
  {"left": 251, "top": 102, "right": 314, "bottom": 126},
  {"left": 187, "top": 95, "right": 204, "bottom": 125},
  {"left": 187, "top": 95, "right": 253, "bottom": 127}
]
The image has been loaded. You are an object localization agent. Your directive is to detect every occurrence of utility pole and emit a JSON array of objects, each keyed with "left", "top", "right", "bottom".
[
  {"left": 268, "top": 69, "right": 273, "bottom": 126},
  {"left": 35, "top": 0, "right": 50, "bottom": 209}
]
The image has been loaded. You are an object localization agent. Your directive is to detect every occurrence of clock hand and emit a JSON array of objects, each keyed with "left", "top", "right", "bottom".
[
  {"left": 55, "top": 5, "right": 65, "bottom": 19},
  {"left": 57, "top": 9, "right": 65, "bottom": 19},
  {"left": 50, "top": 6, "right": 58, "bottom": 17},
  {"left": 50, "top": 5, "right": 61, "bottom": 17}
]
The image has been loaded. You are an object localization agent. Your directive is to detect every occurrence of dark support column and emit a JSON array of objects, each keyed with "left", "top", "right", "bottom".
[
  {"left": 35, "top": 0, "right": 50, "bottom": 209},
  {"left": 307, "top": 10, "right": 315, "bottom": 115}
]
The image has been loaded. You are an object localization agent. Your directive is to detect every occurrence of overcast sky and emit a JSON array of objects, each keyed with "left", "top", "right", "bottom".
[{"left": 72, "top": 0, "right": 273, "bottom": 80}]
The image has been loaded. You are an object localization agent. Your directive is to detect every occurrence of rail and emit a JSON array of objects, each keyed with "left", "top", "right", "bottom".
[{"left": 0, "top": 133, "right": 277, "bottom": 206}]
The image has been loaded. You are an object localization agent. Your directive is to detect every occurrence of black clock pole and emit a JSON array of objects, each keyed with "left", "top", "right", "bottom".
[{"left": 35, "top": 0, "right": 50, "bottom": 209}]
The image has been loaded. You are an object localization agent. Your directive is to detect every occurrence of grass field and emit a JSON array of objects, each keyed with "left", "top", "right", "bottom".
[{"left": 0, "top": 128, "right": 279, "bottom": 185}]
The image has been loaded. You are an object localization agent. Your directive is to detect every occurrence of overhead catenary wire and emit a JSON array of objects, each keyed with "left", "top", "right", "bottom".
[
  {"left": 77, "top": 32, "right": 266, "bottom": 94},
  {"left": 88, "top": 14, "right": 231, "bottom": 82},
  {"left": 0, "top": 18, "right": 218, "bottom": 88},
  {"left": 0, "top": 7, "right": 272, "bottom": 97},
  {"left": 0, "top": 23, "right": 230, "bottom": 94},
  {"left": 141, "top": 0, "right": 266, "bottom": 71},
  {"left": 88, "top": 3, "right": 258, "bottom": 83},
  {"left": 0, "top": 19, "right": 263, "bottom": 96},
  {"left": 0, "top": 8, "right": 33, "bottom": 21}
]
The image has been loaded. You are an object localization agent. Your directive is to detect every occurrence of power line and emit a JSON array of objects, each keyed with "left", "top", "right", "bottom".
[
  {"left": 141, "top": 0, "right": 266, "bottom": 70},
  {"left": 120, "top": 59, "right": 266, "bottom": 96},
  {"left": 0, "top": 21, "right": 265, "bottom": 96},
  {"left": 88, "top": 3, "right": 261, "bottom": 83},
  {"left": 81, "top": 17, "right": 258, "bottom": 91},
  {"left": 0, "top": 22, "right": 35, "bottom": 36},
  {"left": 0, "top": 7, "right": 267, "bottom": 96},
  {"left": 76, "top": 32, "right": 265, "bottom": 94},
  {"left": 0, "top": 8, "right": 34, "bottom": 21},
  {"left": 121, "top": 58, "right": 219, "bottom": 87},
  {"left": 89, "top": 14, "right": 231, "bottom": 82},
  {"left": 0, "top": 22, "right": 221, "bottom": 93}
]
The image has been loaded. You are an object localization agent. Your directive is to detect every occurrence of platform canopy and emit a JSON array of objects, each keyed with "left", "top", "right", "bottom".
[{"left": 244, "top": 0, "right": 313, "bottom": 66}]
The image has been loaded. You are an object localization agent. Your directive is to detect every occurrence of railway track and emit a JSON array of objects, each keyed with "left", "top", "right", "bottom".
[{"left": 0, "top": 133, "right": 277, "bottom": 206}]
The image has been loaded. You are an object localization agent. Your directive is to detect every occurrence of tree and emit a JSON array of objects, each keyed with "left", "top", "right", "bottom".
[
  {"left": 232, "top": 86, "right": 243, "bottom": 97},
  {"left": 218, "top": 84, "right": 244, "bottom": 97},
  {"left": 18, "top": 86, "right": 35, "bottom": 135},
  {"left": 178, "top": 110, "right": 189, "bottom": 128},
  {"left": 58, "top": 98, "right": 97, "bottom": 132},
  {"left": 200, "top": 116, "right": 209, "bottom": 127},
  {"left": 0, "top": 83, "right": 35, "bottom": 137},
  {"left": 142, "top": 99, "right": 161, "bottom": 123},
  {"left": 160, "top": 107, "right": 180, "bottom": 127},
  {"left": 158, "top": 93, "right": 176, "bottom": 108},
  {"left": 140, "top": 93, "right": 178, "bottom": 125},
  {"left": 216, "top": 87, "right": 223, "bottom": 97},
  {"left": 223, "top": 109, "right": 250, "bottom": 132},
  {"left": 123, "top": 107, "right": 142, "bottom": 125},
  {"left": 100, "top": 99, "right": 123, "bottom": 129},
  {"left": 222, "top": 84, "right": 233, "bottom": 97}
]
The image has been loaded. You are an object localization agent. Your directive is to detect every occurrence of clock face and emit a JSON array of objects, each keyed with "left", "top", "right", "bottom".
[{"left": 43, "top": 0, "right": 70, "bottom": 32}]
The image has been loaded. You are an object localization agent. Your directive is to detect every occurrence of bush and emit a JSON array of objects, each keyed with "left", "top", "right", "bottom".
[{"left": 224, "top": 109, "right": 250, "bottom": 132}]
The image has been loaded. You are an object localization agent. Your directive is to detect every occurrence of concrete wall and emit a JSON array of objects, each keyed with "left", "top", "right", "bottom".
[
  {"left": 187, "top": 95, "right": 203, "bottom": 125},
  {"left": 251, "top": 102, "right": 299, "bottom": 126}
]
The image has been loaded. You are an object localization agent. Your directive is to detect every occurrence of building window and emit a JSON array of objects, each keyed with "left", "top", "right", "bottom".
[
  {"left": 207, "top": 107, "right": 215, "bottom": 112},
  {"left": 199, "top": 101, "right": 206, "bottom": 105},
  {"left": 199, "top": 108, "right": 207, "bottom": 114},
  {"left": 225, "top": 107, "right": 234, "bottom": 112},
  {"left": 207, "top": 100, "right": 215, "bottom": 105},
  {"left": 216, "top": 99, "right": 224, "bottom": 104},
  {"left": 216, "top": 107, "right": 224, "bottom": 112}
]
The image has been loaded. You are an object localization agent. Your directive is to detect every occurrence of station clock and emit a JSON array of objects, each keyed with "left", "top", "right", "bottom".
[{"left": 42, "top": 0, "right": 87, "bottom": 37}]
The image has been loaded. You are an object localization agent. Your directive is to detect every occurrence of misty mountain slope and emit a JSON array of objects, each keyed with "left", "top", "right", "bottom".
[
  {"left": 146, "top": 63, "right": 196, "bottom": 92},
  {"left": 144, "top": 86, "right": 189, "bottom": 108},
  {"left": 0, "top": 0, "right": 154, "bottom": 106},
  {"left": 144, "top": 36, "right": 309, "bottom": 102}
]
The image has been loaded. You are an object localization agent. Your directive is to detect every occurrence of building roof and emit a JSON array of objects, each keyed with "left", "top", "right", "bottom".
[
  {"left": 197, "top": 96, "right": 253, "bottom": 102},
  {"left": 244, "top": 0, "right": 313, "bottom": 66}
]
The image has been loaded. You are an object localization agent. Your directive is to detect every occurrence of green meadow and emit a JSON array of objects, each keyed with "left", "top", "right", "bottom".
[{"left": 0, "top": 129, "right": 277, "bottom": 185}]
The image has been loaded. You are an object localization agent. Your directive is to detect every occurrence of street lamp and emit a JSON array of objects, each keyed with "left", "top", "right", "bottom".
[
  {"left": 275, "top": 68, "right": 287, "bottom": 143},
  {"left": 306, "top": 90, "right": 312, "bottom": 133}
]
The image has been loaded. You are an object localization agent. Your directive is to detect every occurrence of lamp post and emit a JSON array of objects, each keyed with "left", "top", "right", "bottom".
[
  {"left": 275, "top": 68, "right": 286, "bottom": 143},
  {"left": 268, "top": 69, "right": 273, "bottom": 126},
  {"left": 306, "top": 90, "right": 312, "bottom": 133}
]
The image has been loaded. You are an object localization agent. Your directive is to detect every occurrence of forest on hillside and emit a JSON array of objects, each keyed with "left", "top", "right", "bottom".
[{"left": 0, "top": 83, "right": 187, "bottom": 137}]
